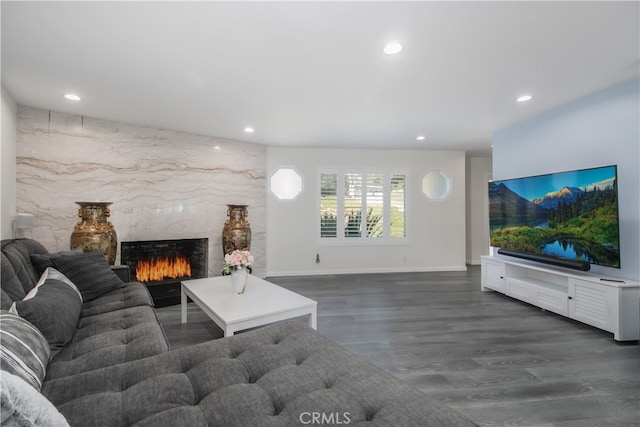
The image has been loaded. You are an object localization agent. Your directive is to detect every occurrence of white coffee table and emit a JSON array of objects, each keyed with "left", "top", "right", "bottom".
[{"left": 181, "top": 274, "right": 317, "bottom": 337}]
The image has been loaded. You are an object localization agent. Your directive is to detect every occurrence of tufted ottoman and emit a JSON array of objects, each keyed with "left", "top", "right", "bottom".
[{"left": 42, "top": 320, "right": 476, "bottom": 426}]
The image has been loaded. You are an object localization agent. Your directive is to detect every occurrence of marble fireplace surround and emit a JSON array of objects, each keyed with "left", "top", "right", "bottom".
[{"left": 16, "top": 106, "right": 266, "bottom": 277}]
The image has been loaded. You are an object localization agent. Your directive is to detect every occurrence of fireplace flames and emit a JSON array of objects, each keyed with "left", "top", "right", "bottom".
[{"left": 136, "top": 255, "right": 192, "bottom": 283}]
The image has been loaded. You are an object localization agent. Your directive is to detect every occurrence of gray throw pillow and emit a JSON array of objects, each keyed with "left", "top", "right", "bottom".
[
  {"left": 10, "top": 277, "right": 82, "bottom": 357},
  {"left": 32, "top": 268, "right": 83, "bottom": 303},
  {"left": 0, "top": 311, "right": 50, "bottom": 390},
  {"left": 52, "top": 251, "right": 125, "bottom": 302},
  {"left": 30, "top": 248, "right": 84, "bottom": 276},
  {"left": 0, "top": 371, "right": 70, "bottom": 427}
]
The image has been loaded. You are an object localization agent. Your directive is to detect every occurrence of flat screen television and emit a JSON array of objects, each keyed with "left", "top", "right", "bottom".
[{"left": 488, "top": 165, "right": 620, "bottom": 271}]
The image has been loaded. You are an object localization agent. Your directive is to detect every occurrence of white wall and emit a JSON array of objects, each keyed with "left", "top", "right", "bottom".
[
  {"left": 267, "top": 147, "right": 467, "bottom": 276},
  {"left": 466, "top": 156, "right": 492, "bottom": 265},
  {"left": 493, "top": 78, "right": 639, "bottom": 281},
  {"left": 1, "top": 87, "right": 18, "bottom": 239},
  {"left": 16, "top": 106, "right": 267, "bottom": 277},
  {"left": 13, "top": 105, "right": 468, "bottom": 279}
]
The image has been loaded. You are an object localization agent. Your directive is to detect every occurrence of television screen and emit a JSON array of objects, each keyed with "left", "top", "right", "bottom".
[{"left": 489, "top": 165, "right": 620, "bottom": 269}]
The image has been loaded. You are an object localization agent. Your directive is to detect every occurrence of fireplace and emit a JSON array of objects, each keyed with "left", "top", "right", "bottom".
[{"left": 121, "top": 238, "right": 208, "bottom": 307}]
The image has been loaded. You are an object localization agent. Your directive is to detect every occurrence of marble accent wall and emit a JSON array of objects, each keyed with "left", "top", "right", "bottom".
[{"left": 16, "top": 106, "right": 266, "bottom": 277}]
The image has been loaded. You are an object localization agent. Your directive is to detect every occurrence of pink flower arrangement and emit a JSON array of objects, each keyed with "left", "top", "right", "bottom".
[{"left": 222, "top": 250, "right": 254, "bottom": 274}]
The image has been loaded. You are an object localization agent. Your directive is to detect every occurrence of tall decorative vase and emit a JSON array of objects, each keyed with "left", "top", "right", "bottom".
[
  {"left": 70, "top": 202, "right": 118, "bottom": 265},
  {"left": 222, "top": 205, "right": 252, "bottom": 256},
  {"left": 230, "top": 268, "right": 248, "bottom": 294}
]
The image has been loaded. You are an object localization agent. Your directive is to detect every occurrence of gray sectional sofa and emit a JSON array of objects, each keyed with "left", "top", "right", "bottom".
[{"left": 1, "top": 238, "right": 476, "bottom": 426}]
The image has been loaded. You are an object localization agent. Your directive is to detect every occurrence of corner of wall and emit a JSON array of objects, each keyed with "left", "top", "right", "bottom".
[{"left": 1, "top": 86, "right": 18, "bottom": 239}]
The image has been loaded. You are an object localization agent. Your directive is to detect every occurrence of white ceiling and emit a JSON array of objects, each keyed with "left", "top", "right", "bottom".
[{"left": 2, "top": 1, "right": 639, "bottom": 156}]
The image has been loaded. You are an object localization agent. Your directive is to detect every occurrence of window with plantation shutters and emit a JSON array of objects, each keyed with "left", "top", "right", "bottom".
[
  {"left": 344, "top": 173, "right": 363, "bottom": 237},
  {"left": 319, "top": 169, "right": 408, "bottom": 244},
  {"left": 390, "top": 174, "right": 406, "bottom": 238},
  {"left": 320, "top": 172, "right": 338, "bottom": 238},
  {"left": 365, "top": 173, "right": 383, "bottom": 238}
]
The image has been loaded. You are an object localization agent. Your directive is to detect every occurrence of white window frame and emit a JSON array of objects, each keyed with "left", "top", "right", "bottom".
[
  {"left": 317, "top": 167, "right": 409, "bottom": 245},
  {"left": 422, "top": 169, "right": 451, "bottom": 201},
  {"left": 269, "top": 167, "right": 304, "bottom": 201}
]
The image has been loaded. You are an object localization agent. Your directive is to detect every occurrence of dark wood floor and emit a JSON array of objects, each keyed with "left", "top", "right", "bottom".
[{"left": 156, "top": 266, "right": 640, "bottom": 427}]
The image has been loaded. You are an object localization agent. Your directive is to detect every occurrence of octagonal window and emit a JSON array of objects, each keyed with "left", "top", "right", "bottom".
[
  {"left": 270, "top": 168, "right": 303, "bottom": 200},
  {"left": 422, "top": 170, "right": 451, "bottom": 200}
]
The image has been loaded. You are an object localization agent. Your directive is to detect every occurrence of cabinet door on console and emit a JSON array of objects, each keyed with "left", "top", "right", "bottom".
[
  {"left": 568, "top": 279, "right": 616, "bottom": 333},
  {"left": 482, "top": 259, "right": 506, "bottom": 292}
]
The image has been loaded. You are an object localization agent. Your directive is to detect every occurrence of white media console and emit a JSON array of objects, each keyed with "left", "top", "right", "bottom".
[{"left": 481, "top": 255, "right": 640, "bottom": 341}]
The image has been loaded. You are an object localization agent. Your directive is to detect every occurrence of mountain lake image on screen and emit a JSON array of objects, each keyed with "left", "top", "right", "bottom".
[{"left": 488, "top": 165, "right": 620, "bottom": 269}]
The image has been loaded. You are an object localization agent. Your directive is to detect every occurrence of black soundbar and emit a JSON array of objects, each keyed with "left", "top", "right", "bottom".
[{"left": 497, "top": 248, "right": 591, "bottom": 271}]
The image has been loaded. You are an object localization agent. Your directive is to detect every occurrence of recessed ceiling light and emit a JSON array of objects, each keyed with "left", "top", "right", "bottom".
[
  {"left": 516, "top": 95, "right": 533, "bottom": 102},
  {"left": 64, "top": 94, "right": 81, "bottom": 101},
  {"left": 213, "top": 146, "right": 221, "bottom": 150},
  {"left": 383, "top": 42, "right": 402, "bottom": 55},
  {"left": 244, "top": 127, "right": 254, "bottom": 133},
  {"left": 416, "top": 136, "right": 426, "bottom": 141}
]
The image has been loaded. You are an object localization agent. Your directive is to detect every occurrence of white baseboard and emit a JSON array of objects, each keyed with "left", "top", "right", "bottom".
[{"left": 266, "top": 265, "right": 468, "bottom": 277}]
